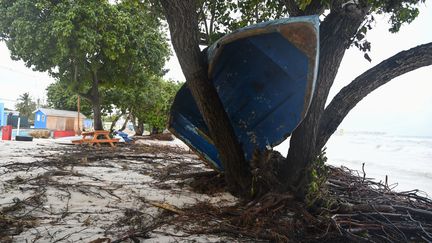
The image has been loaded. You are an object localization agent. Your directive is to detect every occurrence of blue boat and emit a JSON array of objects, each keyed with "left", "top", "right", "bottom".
[{"left": 169, "top": 16, "right": 320, "bottom": 170}]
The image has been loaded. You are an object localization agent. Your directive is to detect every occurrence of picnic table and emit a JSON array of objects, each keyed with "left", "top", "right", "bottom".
[{"left": 72, "top": 130, "right": 119, "bottom": 147}]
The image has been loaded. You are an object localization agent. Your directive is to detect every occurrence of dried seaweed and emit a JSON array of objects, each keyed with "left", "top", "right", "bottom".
[{"left": 1, "top": 142, "right": 431, "bottom": 242}]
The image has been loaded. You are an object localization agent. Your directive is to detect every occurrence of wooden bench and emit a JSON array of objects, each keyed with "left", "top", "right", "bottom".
[{"left": 72, "top": 130, "right": 119, "bottom": 147}]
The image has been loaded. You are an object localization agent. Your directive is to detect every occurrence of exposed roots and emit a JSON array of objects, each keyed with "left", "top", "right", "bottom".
[
  {"left": 162, "top": 166, "right": 432, "bottom": 242},
  {"left": 326, "top": 166, "right": 432, "bottom": 242}
]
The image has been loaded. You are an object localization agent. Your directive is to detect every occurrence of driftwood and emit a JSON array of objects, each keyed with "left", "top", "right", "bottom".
[{"left": 147, "top": 201, "right": 184, "bottom": 215}]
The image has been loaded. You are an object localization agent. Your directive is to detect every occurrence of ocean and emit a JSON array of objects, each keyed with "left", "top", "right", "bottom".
[{"left": 274, "top": 131, "right": 432, "bottom": 197}]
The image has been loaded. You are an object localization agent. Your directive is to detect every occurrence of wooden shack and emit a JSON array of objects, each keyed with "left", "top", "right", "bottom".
[{"left": 34, "top": 108, "right": 86, "bottom": 133}]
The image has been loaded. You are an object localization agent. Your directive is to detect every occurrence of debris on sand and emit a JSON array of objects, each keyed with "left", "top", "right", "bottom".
[{"left": 0, "top": 140, "right": 431, "bottom": 242}]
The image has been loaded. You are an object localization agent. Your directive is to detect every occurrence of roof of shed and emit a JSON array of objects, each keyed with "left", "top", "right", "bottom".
[{"left": 35, "top": 108, "right": 86, "bottom": 118}]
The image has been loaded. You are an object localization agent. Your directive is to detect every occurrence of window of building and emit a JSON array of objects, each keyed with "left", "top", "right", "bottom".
[{"left": 36, "top": 114, "right": 41, "bottom": 121}]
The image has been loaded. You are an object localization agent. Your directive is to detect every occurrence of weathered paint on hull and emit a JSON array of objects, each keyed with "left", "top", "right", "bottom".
[{"left": 169, "top": 16, "right": 320, "bottom": 171}]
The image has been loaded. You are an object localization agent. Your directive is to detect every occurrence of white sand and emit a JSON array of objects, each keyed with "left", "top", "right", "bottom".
[{"left": 0, "top": 139, "right": 237, "bottom": 242}]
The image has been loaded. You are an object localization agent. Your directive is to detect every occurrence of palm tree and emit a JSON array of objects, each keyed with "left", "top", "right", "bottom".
[{"left": 15, "top": 93, "right": 36, "bottom": 122}]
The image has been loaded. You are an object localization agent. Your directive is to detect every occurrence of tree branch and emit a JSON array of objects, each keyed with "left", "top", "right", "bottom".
[
  {"left": 280, "top": 0, "right": 325, "bottom": 17},
  {"left": 303, "top": 0, "right": 326, "bottom": 16},
  {"left": 317, "top": 42, "right": 432, "bottom": 150},
  {"left": 198, "top": 1, "right": 209, "bottom": 44},
  {"left": 280, "top": 0, "right": 302, "bottom": 17},
  {"left": 209, "top": 1, "right": 216, "bottom": 36}
]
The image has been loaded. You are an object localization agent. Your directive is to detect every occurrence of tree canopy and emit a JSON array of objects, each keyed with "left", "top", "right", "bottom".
[
  {"left": 0, "top": 0, "right": 170, "bottom": 129},
  {"left": 133, "top": 78, "right": 181, "bottom": 132},
  {"left": 104, "top": 74, "right": 181, "bottom": 135},
  {"left": 46, "top": 74, "right": 180, "bottom": 134},
  {"left": 46, "top": 81, "right": 93, "bottom": 117},
  {"left": 196, "top": 0, "right": 425, "bottom": 58},
  {"left": 15, "top": 92, "right": 36, "bottom": 121}
]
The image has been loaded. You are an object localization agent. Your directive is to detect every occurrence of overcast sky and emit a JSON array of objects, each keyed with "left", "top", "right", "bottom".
[{"left": 1, "top": 4, "right": 431, "bottom": 137}]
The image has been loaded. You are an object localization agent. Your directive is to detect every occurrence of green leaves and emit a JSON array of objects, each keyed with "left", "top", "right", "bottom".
[
  {"left": 347, "top": 0, "right": 424, "bottom": 59},
  {"left": 0, "top": 0, "right": 169, "bottom": 87},
  {"left": 15, "top": 92, "right": 37, "bottom": 122},
  {"left": 197, "top": 0, "right": 289, "bottom": 45},
  {"left": 298, "top": 0, "right": 313, "bottom": 11},
  {"left": 112, "top": 76, "right": 181, "bottom": 131},
  {"left": 46, "top": 81, "right": 93, "bottom": 117},
  {"left": 195, "top": 0, "right": 425, "bottom": 58},
  {"left": 368, "top": 0, "right": 425, "bottom": 33},
  {"left": 1, "top": 0, "right": 170, "bottom": 128}
]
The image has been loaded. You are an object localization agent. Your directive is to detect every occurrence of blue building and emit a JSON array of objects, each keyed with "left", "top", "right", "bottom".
[
  {"left": 34, "top": 109, "right": 47, "bottom": 129},
  {"left": 0, "top": 103, "right": 5, "bottom": 126}
]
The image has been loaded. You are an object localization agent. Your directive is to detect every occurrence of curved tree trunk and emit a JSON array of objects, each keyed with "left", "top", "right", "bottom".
[
  {"left": 109, "top": 116, "right": 119, "bottom": 132},
  {"left": 109, "top": 111, "right": 125, "bottom": 132},
  {"left": 160, "top": 0, "right": 251, "bottom": 197},
  {"left": 316, "top": 42, "right": 432, "bottom": 150},
  {"left": 282, "top": 3, "right": 370, "bottom": 198},
  {"left": 119, "top": 113, "right": 130, "bottom": 132}
]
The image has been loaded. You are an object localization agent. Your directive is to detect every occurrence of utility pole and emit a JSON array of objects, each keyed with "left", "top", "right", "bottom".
[{"left": 77, "top": 96, "right": 81, "bottom": 135}]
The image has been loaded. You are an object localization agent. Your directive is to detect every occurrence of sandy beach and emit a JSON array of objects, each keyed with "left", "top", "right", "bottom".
[
  {"left": 0, "top": 139, "right": 237, "bottom": 242},
  {"left": 1, "top": 138, "right": 431, "bottom": 242}
]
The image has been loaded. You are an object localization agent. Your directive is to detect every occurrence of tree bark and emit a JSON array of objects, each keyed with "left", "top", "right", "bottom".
[
  {"left": 281, "top": 0, "right": 302, "bottom": 16},
  {"left": 317, "top": 42, "right": 432, "bottom": 150},
  {"left": 119, "top": 113, "right": 130, "bottom": 132},
  {"left": 131, "top": 113, "right": 144, "bottom": 136},
  {"left": 160, "top": 0, "right": 252, "bottom": 196},
  {"left": 137, "top": 118, "right": 144, "bottom": 136},
  {"left": 151, "top": 127, "right": 160, "bottom": 135},
  {"left": 282, "top": 2, "right": 370, "bottom": 198},
  {"left": 91, "top": 72, "right": 104, "bottom": 131},
  {"left": 109, "top": 111, "right": 125, "bottom": 132},
  {"left": 281, "top": 0, "right": 325, "bottom": 17}
]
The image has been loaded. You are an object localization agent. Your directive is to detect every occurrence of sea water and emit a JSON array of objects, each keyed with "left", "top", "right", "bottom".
[{"left": 274, "top": 132, "right": 432, "bottom": 197}]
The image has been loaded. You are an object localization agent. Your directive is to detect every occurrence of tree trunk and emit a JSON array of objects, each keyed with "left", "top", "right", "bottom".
[
  {"left": 160, "top": 0, "right": 252, "bottom": 197},
  {"left": 119, "top": 113, "right": 130, "bottom": 132},
  {"left": 131, "top": 113, "right": 144, "bottom": 136},
  {"left": 109, "top": 111, "right": 124, "bottom": 132},
  {"left": 282, "top": 3, "right": 369, "bottom": 198},
  {"left": 91, "top": 72, "right": 103, "bottom": 131},
  {"left": 317, "top": 42, "right": 432, "bottom": 150},
  {"left": 151, "top": 127, "right": 160, "bottom": 135},
  {"left": 161, "top": 0, "right": 431, "bottom": 201},
  {"left": 136, "top": 119, "right": 144, "bottom": 136}
]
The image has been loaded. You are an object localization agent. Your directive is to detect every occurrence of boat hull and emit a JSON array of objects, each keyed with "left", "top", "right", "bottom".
[{"left": 169, "top": 16, "right": 320, "bottom": 170}]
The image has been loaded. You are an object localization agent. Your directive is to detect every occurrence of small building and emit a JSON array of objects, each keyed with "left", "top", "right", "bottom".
[
  {"left": 34, "top": 108, "right": 86, "bottom": 133},
  {"left": 6, "top": 110, "right": 29, "bottom": 128}
]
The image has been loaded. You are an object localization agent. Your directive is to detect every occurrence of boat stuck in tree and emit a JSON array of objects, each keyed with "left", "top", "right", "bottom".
[{"left": 169, "top": 16, "right": 320, "bottom": 170}]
